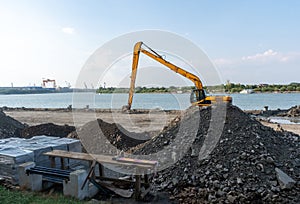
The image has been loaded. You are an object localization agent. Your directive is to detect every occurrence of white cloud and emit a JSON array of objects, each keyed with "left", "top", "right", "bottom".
[
  {"left": 214, "top": 49, "right": 300, "bottom": 66},
  {"left": 214, "top": 50, "right": 300, "bottom": 84},
  {"left": 61, "top": 27, "right": 75, "bottom": 34},
  {"left": 242, "top": 49, "right": 278, "bottom": 61}
]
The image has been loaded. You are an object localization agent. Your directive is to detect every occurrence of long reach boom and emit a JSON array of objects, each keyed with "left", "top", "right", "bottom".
[{"left": 123, "top": 42, "right": 232, "bottom": 111}]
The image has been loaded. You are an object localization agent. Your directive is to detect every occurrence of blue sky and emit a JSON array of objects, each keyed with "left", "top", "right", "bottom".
[{"left": 0, "top": 0, "right": 299, "bottom": 87}]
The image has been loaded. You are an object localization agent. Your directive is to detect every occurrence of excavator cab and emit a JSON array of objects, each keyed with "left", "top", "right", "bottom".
[{"left": 190, "top": 89, "right": 211, "bottom": 105}]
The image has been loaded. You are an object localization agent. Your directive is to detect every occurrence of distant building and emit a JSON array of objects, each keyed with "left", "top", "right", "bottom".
[{"left": 259, "top": 84, "right": 268, "bottom": 87}]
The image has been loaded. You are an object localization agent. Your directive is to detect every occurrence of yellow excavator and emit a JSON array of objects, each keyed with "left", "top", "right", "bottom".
[{"left": 122, "top": 42, "right": 232, "bottom": 111}]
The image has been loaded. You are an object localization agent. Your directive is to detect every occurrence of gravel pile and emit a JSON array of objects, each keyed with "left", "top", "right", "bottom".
[
  {"left": 75, "top": 119, "right": 151, "bottom": 152},
  {"left": 21, "top": 123, "right": 75, "bottom": 138},
  {"left": 0, "top": 109, "right": 26, "bottom": 139},
  {"left": 134, "top": 104, "right": 299, "bottom": 203}
]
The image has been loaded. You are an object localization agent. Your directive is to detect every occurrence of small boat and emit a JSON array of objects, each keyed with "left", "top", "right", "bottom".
[{"left": 240, "top": 89, "right": 254, "bottom": 94}]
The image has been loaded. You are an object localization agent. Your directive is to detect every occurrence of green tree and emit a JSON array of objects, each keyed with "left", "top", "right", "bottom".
[
  {"left": 254, "top": 87, "right": 261, "bottom": 92},
  {"left": 280, "top": 87, "right": 286, "bottom": 92},
  {"left": 287, "top": 86, "right": 295, "bottom": 91}
]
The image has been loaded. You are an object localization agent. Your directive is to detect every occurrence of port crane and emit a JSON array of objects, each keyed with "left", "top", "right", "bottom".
[{"left": 42, "top": 79, "right": 56, "bottom": 89}]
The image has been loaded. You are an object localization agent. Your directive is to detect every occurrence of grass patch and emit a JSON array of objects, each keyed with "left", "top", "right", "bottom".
[{"left": 0, "top": 185, "right": 83, "bottom": 204}]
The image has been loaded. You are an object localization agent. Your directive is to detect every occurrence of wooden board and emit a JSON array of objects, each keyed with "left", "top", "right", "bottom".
[
  {"left": 114, "top": 157, "right": 158, "bottom": 166},
  {"left": 44, "top": 150, "right": 156, "bottom": 169}
]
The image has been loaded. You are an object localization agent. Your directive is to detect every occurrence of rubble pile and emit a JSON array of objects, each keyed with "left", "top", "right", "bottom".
[
  {"left": 246, "top": 105, "right": 300, "bottom": 118},
  {"left": 76, "top": 119, "right": 150, "bottom": 151},
  {"left": 0, "top": 109, "right": 26, "bottom": 139},
  {"left": 135, "top": 105, "right": 299, "bottom": 203},
  {"left": 21, "top": 123, "right": 75, "bottom": 138},
  {"left": 279, "top": 105, "right": 300, "bottom": 117}
]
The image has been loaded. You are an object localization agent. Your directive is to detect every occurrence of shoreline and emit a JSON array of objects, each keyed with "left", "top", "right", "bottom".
[{"left": 0, "top": 90, "right": 299, "bottom": 95}]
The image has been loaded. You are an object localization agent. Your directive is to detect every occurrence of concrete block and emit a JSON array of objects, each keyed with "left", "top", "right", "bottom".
[
  {"left": 88, "top": 183, "right": 99, "bottom": 198},
  {"left": 18, "top": 162, "right": 43, "bottom": 191},
  {"left": 18, "top": 162, "right": 35, "bottom": 188},
  {"left": 63, "top": 169, "right": 89, "bottom": 200},
  {"left": 63, "top": 169, "right": 98, "bottom": 200},
  {"left": 29, "top": 173, "right": 43, "bottom": 191}
]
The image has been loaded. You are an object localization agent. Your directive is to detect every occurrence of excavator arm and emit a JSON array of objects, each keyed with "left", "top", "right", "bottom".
[{"left": 123, "top": 42, "right": 231, "bottom": 111}]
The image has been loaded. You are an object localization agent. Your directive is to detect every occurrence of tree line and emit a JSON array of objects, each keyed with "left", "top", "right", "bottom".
[
  {"left": 97, "top": 83, "right": 300, "bottom": 94},
  {"left": 223, "top": 82, "right": 300, "bottom": 93}
]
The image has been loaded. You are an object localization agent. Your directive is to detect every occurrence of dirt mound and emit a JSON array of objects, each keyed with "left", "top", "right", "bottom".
[
  {"left": 21, "top": 123, "right": 75, "bottom": 138},
  {"left": 134, "top": 105, "right": 299, "bottom": 203},
  {"left": 0, "top": 109, "right": 26, "bottom": 139},
  {"left": 74, "top": 119, "right": 151, "bottom": 152}
]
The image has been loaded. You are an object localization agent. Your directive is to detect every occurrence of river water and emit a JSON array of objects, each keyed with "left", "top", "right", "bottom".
[{"left": 0, "top": 92, "right": 299, "bottom": 110}]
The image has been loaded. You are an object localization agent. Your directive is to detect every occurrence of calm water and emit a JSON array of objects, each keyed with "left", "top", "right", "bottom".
[{"left": 0, "top": 92, "right": 299, "bottom": 110}]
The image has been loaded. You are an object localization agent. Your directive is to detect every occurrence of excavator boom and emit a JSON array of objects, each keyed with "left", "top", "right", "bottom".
[{"left": 123, "top": 42, "right": 232, "bottom": 111}]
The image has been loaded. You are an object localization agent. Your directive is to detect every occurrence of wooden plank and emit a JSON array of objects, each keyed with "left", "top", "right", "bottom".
[
  {"left": 114, "top": 157, "right": 158, "bottom": 166},
  {"left": 134, "top": 175, "right": 141, "bottom": 200},
  {"left": 50, "top": 156, "right": 55, "bottom": 168},
  {"left": 81, "top": 160, "right": 96, "bottom": 190},
  {"left": 44, "top": 150, "right": 93, "bottom": 161},
  {"left": 44, "top": 150, "right": 156, "bottom": 169},
  {"left": 96, "top": 180, "right": 133, "bottom": 198},
  {"left": 96, "top": 176, "right": 147, "bottom": 185},
  {"left": 60, "top": 157, "right": 65, "bottom": 170},
  {"left": 144, "top": 174, "right": 149, "bottom": 183},
  {"left": 98, "top": 164, "right": 104, "bottom": 177}
]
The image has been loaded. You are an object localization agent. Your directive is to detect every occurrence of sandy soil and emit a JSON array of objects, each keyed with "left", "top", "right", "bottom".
[{"left": 4, "top": 110, "right": 181, "bottom": 133}]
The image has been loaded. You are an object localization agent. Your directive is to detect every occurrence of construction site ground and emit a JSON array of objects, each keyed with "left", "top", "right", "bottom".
[
  {"left": 3, "top": 109, "right": 180, "bottom": 133},
  {"left": 1, "top": 106, "right": 299, "bottom": 203},
  {"left": 3, "top": 108, "right": 300, "bottom": 135}
]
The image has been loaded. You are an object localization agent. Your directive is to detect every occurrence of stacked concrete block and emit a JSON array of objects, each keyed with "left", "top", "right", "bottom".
[
  {"left": 21, "top": 142, "right": 52, "bottom": 168},
  {"left": 0, "top": 146, "right": 34, "bottom": 182},
  {"left": 57, "top": 138, "right": 82, "bottom": 152},
  {"left": 55, "top": 138, "right": 82, "bottom": 168},
  {"left": 0, "top": 135, "right": 82, "bottom": 183}
]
